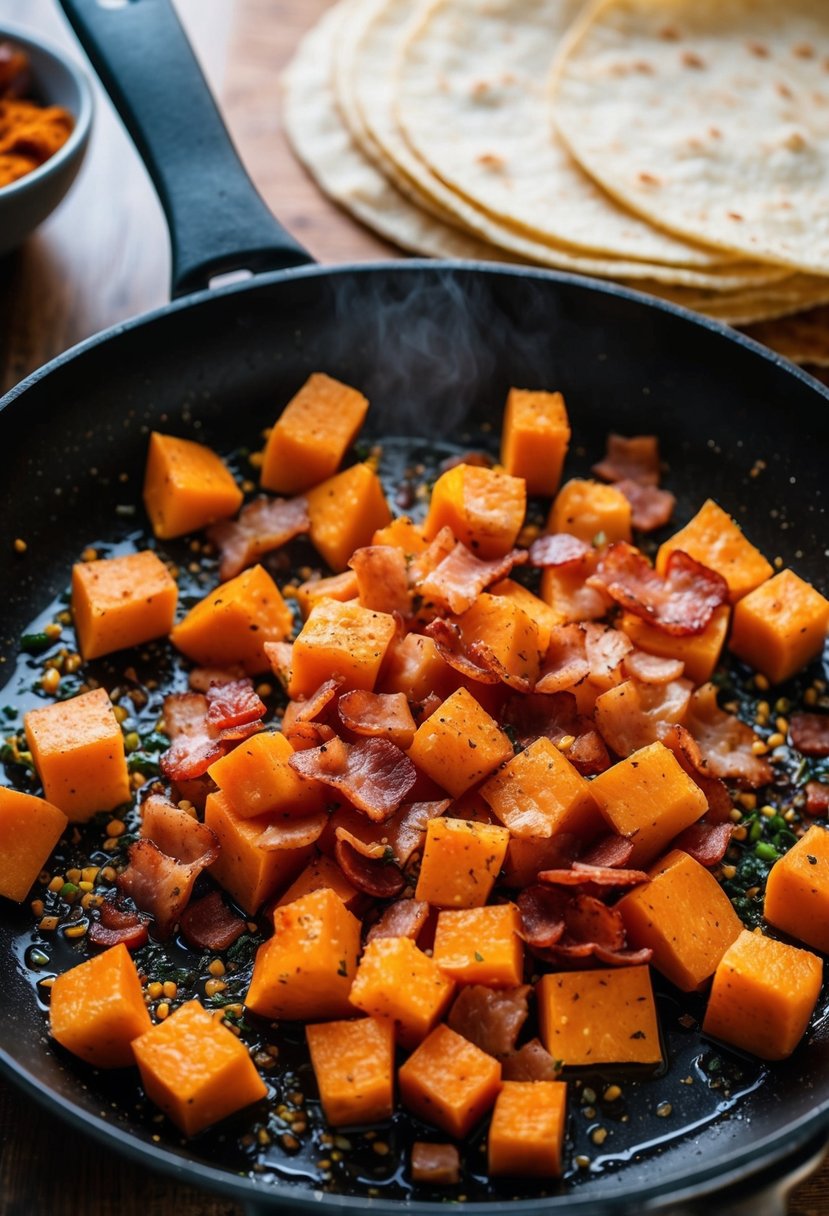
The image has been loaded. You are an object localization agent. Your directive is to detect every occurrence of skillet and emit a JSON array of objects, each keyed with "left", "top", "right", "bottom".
[{"left": 1, "top": 1, "right": 829, "bottom": 1213}]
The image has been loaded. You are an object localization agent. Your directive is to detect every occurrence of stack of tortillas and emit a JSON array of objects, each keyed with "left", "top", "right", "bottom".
[{"left": 283, "top": 0, "right": 829, "bottom": 365}]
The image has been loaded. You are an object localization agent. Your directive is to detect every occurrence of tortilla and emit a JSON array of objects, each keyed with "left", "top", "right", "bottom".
[{"left": 551, "top": 0, "right": 829, "bottom": 276}]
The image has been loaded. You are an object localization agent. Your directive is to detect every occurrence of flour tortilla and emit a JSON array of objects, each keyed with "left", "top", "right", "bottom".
[{"left": 551, "top": 0, "right": 829, "bottom": 276}]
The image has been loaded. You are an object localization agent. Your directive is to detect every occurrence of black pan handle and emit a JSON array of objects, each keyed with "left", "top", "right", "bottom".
[{"left": 57, "top": 0, "right": 314, "bottom": 298}]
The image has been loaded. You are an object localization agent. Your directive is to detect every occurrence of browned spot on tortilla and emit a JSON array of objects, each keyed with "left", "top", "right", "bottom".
[
  {"left": 681, "top": 50, "right": 706, "bottom": 69},
  {"left": 746, "top": 41, "right": 770, "bottom": 58},
  {"left": 792, "top": 43, "right": 814, "bottom": 59}
]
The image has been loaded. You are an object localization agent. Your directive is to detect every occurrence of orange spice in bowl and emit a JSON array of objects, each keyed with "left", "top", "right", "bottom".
[{"left": 0, "top": 40, "right": 73, "bottom": 188}]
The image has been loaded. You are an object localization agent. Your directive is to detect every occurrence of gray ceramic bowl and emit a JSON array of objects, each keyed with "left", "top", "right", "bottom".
[{"left": 0, "top": 22, "right": 93, "bottom": 255}]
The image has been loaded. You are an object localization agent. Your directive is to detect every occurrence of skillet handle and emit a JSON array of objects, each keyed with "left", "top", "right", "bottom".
[{"left": 56, "top": 0, "right": 314, "bottom": 298}]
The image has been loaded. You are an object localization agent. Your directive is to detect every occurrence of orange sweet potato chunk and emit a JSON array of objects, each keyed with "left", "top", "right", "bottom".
[
  {"left": 379, "top": 632, "right": 459, "bottom": 704},
  {"left": 25, "top": 687, "right": 130, "bottom": 821},
  {"left": 456, "top": 593, "right": 542, "bottom": 690},
  {"left": 371, "top": 515, "right": 428, "bottom": 555},
  {"left": 500, "top": 388, "right": 570, "bottom": 498},
  {"left": 207, "top": 730, "right": 325, "bottom": 819},
  {"left": 481, "top": 736, "right": 601, "bottom": 841},
  {"left": 764, "top": 825, "right": 829, "bottom": 954},
  {"left": 49, "top": 943, "right": 151, "bottom": 1068},
  {"left": 306, "top": 463, "right": 392, "bottom": 572},
  {"left": 729, "top": 569, "right": 829, "bottom": 685},
  {"left": 306, "top": 1016, "right": 394, "bottom": 1127},
  {"left": 72, "top": 550, "right": 178, "bottom": 661},
  {"left": 547, "top": 478, "right": 631, "bottom": 544},
  {"left": 260, "top": 373, "right": 369, "bottom": 495},
  {"left": 702, "top": 930, "right": 822, "bottom": 1061},
  {"left": 143, "top": 431, "right": 243, "bottom": 539},
  {"left": 415, "top": 816, "right": 510, "bottom": 909},
  {"left": 489, "top": 578, "right": 565, "bottom": 652},
  {"left": 617, "top": 849, "right": 742, "bottom": 991},
  {"left": 538, "top": 966, "right": 662, "bottom": 1066},
  {"left": 133, "top": 999, "right": 266, "bottom": 1134},
  {"left": 432, "top": 903, "right": 523, "bottom": 987},
  {"left": 0, "top": 786, "right": 67, "bottom": 902},
  {"left": 620, "top": 605, "right": 730, "bottom": 685},
  {"left": 276, "top": 852, "right": 360, "bottom": 910},
  {"left": 295, "top": 570, "right": 359, "bottom": 618},
  {"left": 407, "top": 686, "right": 513, "bottom": 798},
  {"left": 424, "top": 463, "right": 526, "bottom": 560},
  {"left": 290, "top": 596, "right": 397, "bottom": 698},
  {"left": 246, "top": 887, "right": 361, "bottom": 1021},
  {"left": 205, "top": 790, "right": 312, "bottom": 915},
  {"left": 348, "top": 935, "right": 455, "bottom": 1049},
  {"left": 488, "top": 1080, "right": 567, "bottom": 1178},
  {"left": 656, "top": 498, "right": 772, "bottom": 603},
  {"left": 399, "top": 1023, "right": 501, "bottom": 1138}
]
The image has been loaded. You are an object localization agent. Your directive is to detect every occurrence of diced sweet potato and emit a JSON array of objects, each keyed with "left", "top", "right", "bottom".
[
  {"left": 617, "top": 849, "right": 742, "bottom": 991},
  {"left": 488, "top": 1080, "right": 567, "bottom": 1178},
  {"left": 246, "top": 887, "right": 361, "bottom": 1021},
  {"left": 538, "top": 965, "right": 662, "bottom": 1066},
  {"left": 407, "top": 686, "right": 513, "bottom": 798},
  {"left": 170, "top": 564, "right": 293, "bottom": 674},
  {"left": 729, "top": 569, "right": 829, "bottom": 685},
  {"left": 588, "top": 741, "right": 707, "bottom": 867},
  {"left": 456, "top": 593, "right": 542, "bottom": 690},
  {"left": 500, "top": 388, "right": 570, "bottom": 497},
  {"left": 764, "top": 825, "right": 829, "bottom": 954},
  {"left": 481, "top": 737, "right": 601, "bottom": 841},
  {"left": 143, "top": 431, "right": 243, "bottom": 539},
  {"left": 0, "top": 786, "right": 67, "bottom": 902},
  {"left": 399, "top": 1023, "right": 501, "bottom": 1138},
  {"left": 306, "top": 463, "right": 392, "bottom": 572},
  {"left": 204, "top": 790, "right": 311, "bottom": 915},
  {"left": 348, "top": 935, "right": 454, "bottom": 1048},
  {"left": 547, "top": 479, "right": 631, "bottom": 544},
  {"left": 294, "top": 570, "right": 359, "bottom": 618},
  {"left": 656, "top": 498, "right": 772, "bottom": 603},
  {"left": 207, "top": 730, "right": 325, "bottom": 819},
  {"left": 372, "top": 515, "right": 428, "bottom": 555},
  {"left": 72, "top": 550, "right": 178, "bottom": 661},
  {"left": 25, "top": 688, "right": 130, "bottom": 821},
  {"left": 433, "top": 903, "right": 523, "bottom": 987},
  {"left": 620, "top": 605, "right": 730, "bottom": 685},
  {"left": 306, "top": 1016, "right": 394, "bottom": 1126},
  {"left": 424, "top": 463, "right": 526, "bottom": 560},
  {"left": 489, "top": 578, "right": 565, "bottom": 652},
  {"left": 378, "top": 632, "right": 459, "bottom": 704},
  {"left": 277, "top": 851, "right": 361, "bottom": 910},
  {"left": 133, "top": 999, "right": 267, "bottom": 1134},
  {"left": 290, "top": 596, "right": 397, "bottom": 698},
  {"left": 49, "top": 943, "right": 151, "bottom": 1069},
  {"left": 702, "top": 930, "right": 822, "bottom": 1061},
  {"left": 260, "top": 373, "right": 369, "bottom": 494},
  {"left": 415, "top": 816, "right": 510, "bottom": 908}
]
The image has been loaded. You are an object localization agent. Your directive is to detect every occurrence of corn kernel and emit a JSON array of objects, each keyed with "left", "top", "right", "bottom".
[
  {"left": 39, "top": 915, "right": 59, "bottom": 932},
  {"left": 738, "top": 793, "right": 757, "bottom": 811},
  {"left": 205, "top": 978, "right": 227, "bottom": 998},
  {"left": 41, "top": 668, "right": 61, "bottom": 695},
  {"left": 555, "top": 735, "right": 576, "bottom": 752},
  {"left": 47, "top": 876, "right": 63, "bottom": 894},
  {"left": 30, "top": 899, "right": 45, "bottom": 918},
  {"left": 147, "top": 981, "right": 163, "bottom": 1000},
  {"left": 112, "top": 704, "right": 129, "bottom": 724},
  {"left": 63, "top": 922, "right": 88, "bottom": 939},
  {"left": 732, "top": 826, "right": 748, "bottom": 842},
  {"left": 156, "top": 1002, "right": 170, "bottom": 1020},
  {"left": 13, "top": 537, "right": 27, "bottom": 554},
  {"left": 101, "top": 866, "right": 117, "bottom": 883},
  {"left": 106, "top": 819, "right": 126, "bottom": 837},
  {"left": 754, "top": 674, "right": 770, "bottom": 691},
  {"left": 208, "top": 959, "right": 226, "bottom": 978},
  {"left": 721, "top": 864, "right": 737, "bottom": 880},
  {"left": 751, "top": 740, "right": 768, "bottom": 756}
]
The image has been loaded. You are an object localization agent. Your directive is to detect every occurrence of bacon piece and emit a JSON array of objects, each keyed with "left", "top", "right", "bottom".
[
  {"left": 160, "top": 691, "right": 263, "bottom": 781},
  {"left": 538, "top": 862, "right": 649, "bottom": 889},
  {"left": 88, "top": 898, "right": 150, "bottom": 950},
  {"left": 790, "top": 713, "right": 829, "bottom": 758},
  {"left": 207, "top": 494, "right": 309, "bottom": 581},
  {"left": 324, "top": 800, "right": 450, "bottom": 868},
  {"left": 564, "top": 893, "right": 626, "bottom": 951},
  {"left": 466, "top": 638, "right": 534, "bottom": 693},
  {"left": 348, "top": 545, "right": 411, "bottom": 616},
  {"left": 206, "top": 677, "right": 266, "bottom": 730},
  {"left": 535, "top": 623, "right": 590, "bottom": 694},
  {"left": 528, "top": 533, "right": 591, "bottom": 568},
  {"left": 179, "top": 889, "right": 246, "bottom": 951},
  {"left": 584, "top": 622, "right": 633, "bottom": 687},
  {"left": 684, "top": 683, "right": 773, "bottom": 788},
  {"left": 500, "top": 690, "right": 610, "bottom": 776},
  {"left": 623, "top": 649, "right": 685, "bottom": 684},
  {"left": 411, "top": 1143, "right": 460, "bottom": 1187},
  {"left": 289, "top": 736, "right": 417, "bottom": 822},
  {"left": 501, "top": 1038, "right": 561, "bottom": 1081},
  {"left": 366, "top": 898, "right": 430, "bottom": 943},
  {"left": 521, "top": 886, "right": 650, "bottom": 966},
  {"left": 141, "top": 795, "right": 221, "bottom": 864},
  {"left": 408, "top": 525, "right": 456, "bottom": 584},
  {"left": 592, "top": 434, "right": 661, "bottom": 486},
  {"left": 284, "top": 679, "right": 342, "bottom": 727},
  {"left": 258, "top": 811, "right": 329, "bottom": 851},
  {"left": 589, "top": 543, "right": 728, "bottom": 636},
  {"left": 416, "top": 541, "right": 528, "bottom": 615},
  {"left": 335, "top": 838, "right": 405, "bottom": 898},
  {"left": 594, "top": 677, "right": 692, "bottom": 758},
  {"left": 661, "top": 724, "right": 733, "bottom": 821},
  {"left": 118, "top": 839, "right": 213, "bottom": 939},
  {"left": 592, "top": 944, "right": 654, "bottom": 966},
  {"left": 424, "top": 618, "right": 499, "bottom": 685},
  {"left": 338, "top": 689, "right": 417, "bottom": 749},
  {"left": 806, "top": 781, "right": 829, "bottom": 817},
  {"left": 517, "top": 884, "right": 568, "bottom": 948},
  {"left": 673, "top": 819, "right": 733, "bottom": 868},
  {"left": 580, "top": 833, "right": 635, "bottom": 869},
  {"left": 542, "top": 550, "right": 613, "bottom": 623},
  {"left": 616, "top": 480, "right": 676, "bottom": 532},
  {"left": 447, "top": 985, "right": 530, "bottom": 1057},
  {"left": 188, "top": 665, "right": 245, "bottom": 692}
]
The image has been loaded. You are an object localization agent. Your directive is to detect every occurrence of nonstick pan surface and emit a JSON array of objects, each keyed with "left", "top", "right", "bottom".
[{"left": 2, "top": 2, "right": 829, "bottom": 1213}]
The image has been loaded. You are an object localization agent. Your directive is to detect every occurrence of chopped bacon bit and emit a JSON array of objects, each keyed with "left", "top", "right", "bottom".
[
  {"left": 207, "top": 494, "right": 309, "bottom": 581},
  {"left": 282, "top": 678, "right": 341, "bottom": 749},
  {"left": 411, "top": 1142, "right": 461, "bottom": 1187},
  {"left": 500, "top": 691, "right": 610, "bottom": 775},
  {"left": 623, "top": 649, "right": 685, "bottom": 684},
  {"left": 338, "top": 689, "right": 417, "bottom": 749},
  {"left": 290, "top": 736, "right": 417, "bottom": 822},
  {"left": 258, "top": 810, "right": 329, "bottom": 851},
  {"left": 790, "top": 713, "right": 829, "bottom": 757},
  {"left": 366, "top": 898, "right": 430, "bottom": 943},
  {"left": 563, "top": 893, "right": 626, "bottom": 951},
  {"left": 408, "top": 526, "right": 457, "bottom": 585},
  {"left": 179, "top": 889, "right": 246, "bottom": 951},
  {"left": 672, "top": 819, "right": 733, "bottom": 868},
  {"left": 335, "top": 838, "right": 405, "bottom": 898},
  {"left": 141, "top": 794, "right": 220, "bottom": 864},
  {"left": 580, "top": 833, "right": 635, "bottom": 869},
  {"left": 447, "top": 984, "right": 530, "bottom": 1057},
  {"left": 425, "top": 618, "right": 499, "bottom": 684},
  {"left": 594, "top": 677, "right": 692, "bottom": 758},
  {"left": 588, "top": 543, "right": 728, "bottom": 636},
  {"left": 335, "top": 824, "right": 386, "bottom": 860},
  {"left": 282, "top": 720, "right": 336, "bottom": 751},
  {"left": 117, "top": 839, "right": 215, "bottom": 940},
  {"left": 87, "top": 897, "right": 150, "bottom": 950},
  {"left": 160, "top": 691, "right": 264, "bottom": 781},
  {"left": 517, "top": 884, "right": 568, "bottom": 948},
  {"left": 661, "top": 723, "right": 733, "bottom": 822},
  {"left": 416, "top": 541, "right": 527, "bottom": 615},
  {"left": 684, "top": 683, "right": 773, "bottom": 788},
  {"left": 285, "top": 678, "right": 342, "bottom": 726},
  {"left": 348, "top": 545, "right": 411, "bottom": 616},
  {"left": 205, "top": 677, "right": 266, "bottom": 730},
  {"left": 592, "top": 434, "right": 661, "bottom": 486},
  {"left": 535, "top": 623, "right": 590, "bottom": 694},
  {"left": 806, "top": 781, "right": 829, "bottom": 817},
  {"left": 584, "top": 622, "right": 633, "bottom": 685},
  {"left": 501, "top": 1038, "right": 561, "bottom": 1081},
  {"left": 615, "top": 480, "right": 676, "bottom": 532},
  {"left": 538, "top": 861, "right": 649, "bottom": 888},
  {"left": 188, "top": 665, "right": 245, "bottom": 692},
  {"left": 592, "top": 944, "right": 654, "bottom": 966},
  {"left": 324, "top": 799, "right": 449, "bottom": 868},
  {"left": 528, "top": 533, "right": 591, "bottom": 568},
  {"left": 466, "top": 637, "right": 534, "bottom": 693}
]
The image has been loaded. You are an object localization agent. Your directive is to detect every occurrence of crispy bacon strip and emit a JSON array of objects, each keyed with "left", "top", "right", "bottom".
[
  {"left": 500, "top": 691, "right": 610, "bottom": 776},
  {"left": 338, "top": 689, "right": 417, "bottom": 749},
  {"left": 366, "top": 898, "right": 430, "bottom": 944},
  {"left": 447, "top": 985, "right": 530, "bottom": 1057},
  {"left": 324, "top": 800, "right": 450, "bottom": 868},
  {"left": 673, "top": 819, "right": 734, "bottom": 868},
  {"left": 348, "top": 545, "right": 411, "bottom": 616},
  {"left": 616, "top": 480, "right": 676, "bottom": 532},
  {"left": 160, "top": 691, "right": 264, "bottom": 781},
  {"left": 118, "top": 839, "right": 216, "bottom": 939},
  {"left": 258, "top": 811, "right": 329, "bottom": 851},
  {"left": 517, "top": 884, "right": 568, "bottom": 948},
  {"left": 623, "top": 649, "right": 685, "bottom": 684},
  {"left": 588, "top": 542, "right": 728, "bottom": 636},
  {"left": 206, "top": 677, "right": 266, "bottom": 730},
  {"left": 179, "top": 890, "right": 246, "bottom": 951},
  {"left": 141, "top": 795, "right": 220, "bottom": 864},
  {"left": 466, "top": 637, "right": 535, "bottom": 693},
  {"left": 528, "top": 533, "right": 591, "bottom": 568},
  {"left": 289, "top": 736, "right": 417, "bottom": 822},
  {"left": 335, "top": 838, "right": 405, "bottom": 899},
  {"left": 501, "top": 1038, "right": 561, "bottom": 1082},
  {"left": 207, "top": 494, "right": 309, "bottom": 581},
  {"left": 87, "top": 898, "right": 149, "bottom": 950},
  {"left": 408, "top": 526, "right": 457, "bottom": 585},
  {"left": 583, "top": 622, "right": 633, "bottom": 686},
  {"left": 416, "top": 541, "right": 527, "bottom": 615},
  {"left": 411, "top": 1143, "right": 460, "bottom": 1187},
  {"left": 684, "top": 683, "right": 773, "bottom": 788},
  {"left": 660, "top": 724, "right": 733, "bottom": 866},
  {"left": 806, "top": 781, "right": 829, "bottom": 817},
  {"left": 592, "top": 434, "right": 661, "bottom": 486},
  {"left": 790, "top": 713, "right": 829, "bottom": 758},
  {"left": 535, "top": 623, "right": 590, "bottom": 694},
  {"left": 580, "top": 833, "right": 635, "bottom": 869},
  {"left": 425, "top": 618, "right": 498, "bottom": 684},
  {"left": 538, "top": 862, "right": 649, "bottom": 889}
]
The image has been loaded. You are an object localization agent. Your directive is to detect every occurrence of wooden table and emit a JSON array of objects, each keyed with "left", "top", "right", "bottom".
[{"left": 0, "top": 2, "right": 826, "bottom": 1213}]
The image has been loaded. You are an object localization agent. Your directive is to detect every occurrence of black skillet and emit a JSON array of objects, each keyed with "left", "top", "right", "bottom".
[{"left": 1, "top": 1, "right": 829, "bottom": 1213}]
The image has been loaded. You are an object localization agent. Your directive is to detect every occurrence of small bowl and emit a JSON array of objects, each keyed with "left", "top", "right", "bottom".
[{"left": 0, "top": 23, "right": 94, "bottom": 256}]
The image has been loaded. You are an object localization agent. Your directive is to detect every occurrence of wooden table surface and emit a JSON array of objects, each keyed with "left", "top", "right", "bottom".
[{"left": 0, "top": 2, "right": 827, "bottom": 1213}]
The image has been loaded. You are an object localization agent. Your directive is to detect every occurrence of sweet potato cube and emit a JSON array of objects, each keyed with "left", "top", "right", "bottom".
[
  {"left": 399, "top": 1023, "right": 501, "bottom": 1138},
  {"left": 433, "top": 903, "right": 523, "bottom": 987},
  {"left": 500, "top": 388, "right": 570, "bottom": 498},
  {"left": 170, "top": 564, "right": 293, "bottom": 674},
  {"left": 488, "top": 1081, "right": 567, "bottom": 1178},
  {"left": 276, "top": 852, "right": 360, "bottom": 910},
  {"left": 407, "top": 686, "right": 513, "bottom": 798},
  {"left": 481, "top": 736, "right": 601, "bottom": 841},
  {"left": 456, "top": 593, "right": 542, "bottom": 690},
  {"left": 290, "top": 596, "right": 397, "bottom": 698},
  {"left": 207, "top": 730, "right": 325, "bottom": 819},
  {"left": 415, "top": 816, "right": 509, "bottom": 908},
  {"left": 379, "top": 631, "right": 459, "bottom": 703},
  {"left": 143, "top": 431, "right": 243, "bottom": 539},
  {"left": 371, "top": 514, "right": 428, "bottom": 555},
  {"left": 538, "top": 966, "right": 662, "bottom": 1066},
  {"left": 348, "top": 935, "right": 454, "bottom": 1048},
  {"left": 306, "top": 1016, "right": 394, "bottom": 1127},
  {"left": 729, "top": 569, "right": 829, "bottom": 685},
  {"left": 547, "top": 478, "right": 631, "bottom": 544},
  {"left": 133, "top": 999, "right": 266, "bottom": 1134},
  {"left": 25, "top": 688, "right": 130, "bottom": 821},
  {"left": 424, "top": 463, "right": 526, "bottom": 560},
  {"left": 656, "top": 498, "right": 772, "bottom": 603},
  {"left": 49, "top": 943, "right": 151, "bottom": 1068},
  {"left": 72, "top": 550, "right": 178, "bottom": 661},
  {"left": 489, "top": 578, "right": 565, "bottom": 651},
  {"left": 588, "top": 741, "right": 707, "bottom": 867},
  {"left": 306, "top": 463, "right": 392, "bottom": 572},
  {"left": 620, "top": 605, "right": 730, "bottom": 685},
  {"left": 764, "top": 825, "right": 829, "bottom": 954},
  {"left": 702, "top": 930, "right": 822, "bottom": 1061},
  {"left": 0, "top": 787, "right": 67, "bottom": 902},
  {"left": 205, "top": 790, "right": 311, "bottom": 915},
  {"left": 246, "top": 887, "right": 361, "bottom": 1021},
  {"left": 617, "top": 849, "right": 742, "bottom": 991},
  {"left": 260, "top": 373, "right": 369, "bottom": 494},
  {"left": 295, "top": 570, "right": 359, "bottom": 618}
]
